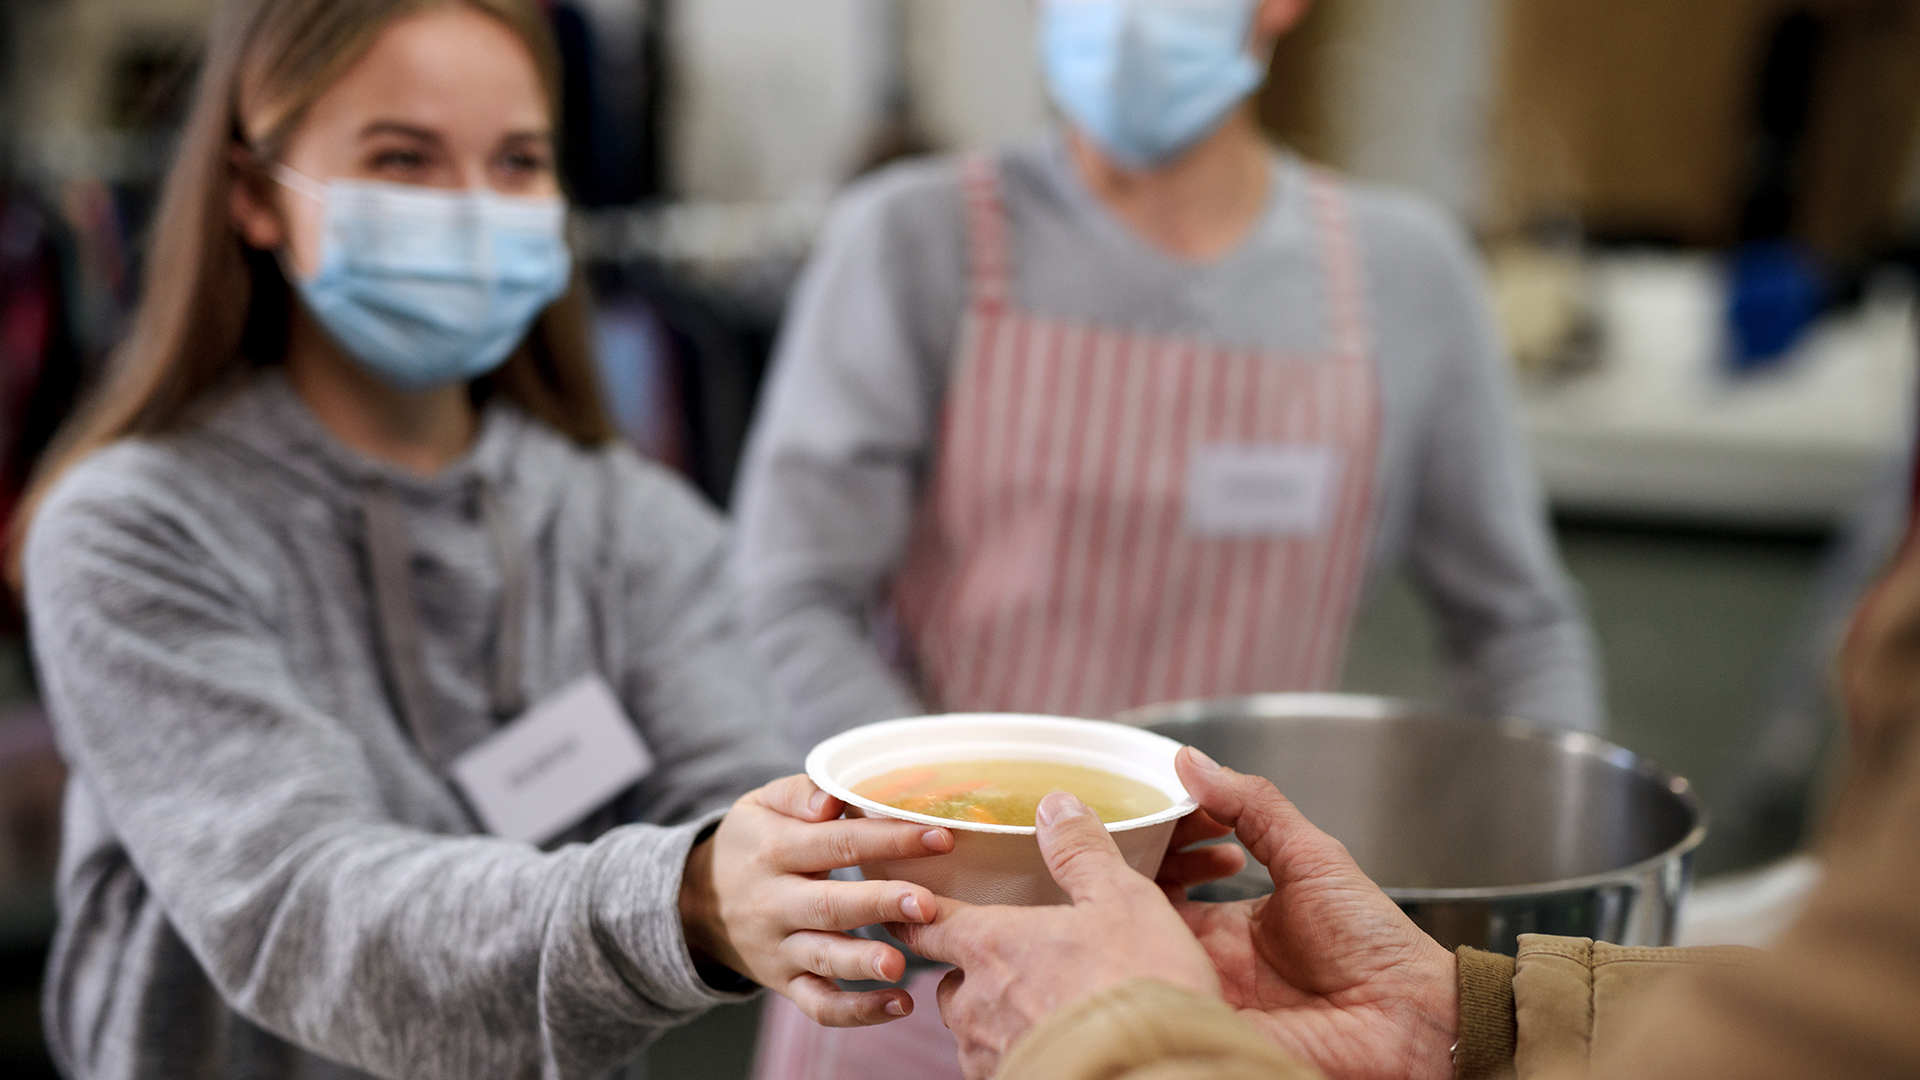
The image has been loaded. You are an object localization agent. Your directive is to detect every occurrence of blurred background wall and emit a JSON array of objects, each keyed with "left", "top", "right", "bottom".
[{"left": 20, "top": 0, "right": 1914, "bottom": 238}]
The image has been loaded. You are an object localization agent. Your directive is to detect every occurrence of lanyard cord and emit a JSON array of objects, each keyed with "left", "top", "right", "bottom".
[
  {"left": 363, "top": 480, "right": 528, "bottom": 763},
  {"left": 476, "top": 482, "right": 528, "bottom": 719}
]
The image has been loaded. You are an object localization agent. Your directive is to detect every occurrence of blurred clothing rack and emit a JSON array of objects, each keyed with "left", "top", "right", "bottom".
[
  {"left": 571, "top": 197, "right": 828, "bottom": 291},
  {"left": 574, "top": 197, "right": 830, "bottom": 507}
]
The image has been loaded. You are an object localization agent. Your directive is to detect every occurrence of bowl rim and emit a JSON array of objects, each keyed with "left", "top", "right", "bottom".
[
  {"left": 806, "top": 713, "right": 1201, "bottom": 836},
  {"left": 1114, "top": 692, "right": 1709, "bottom": 899}
]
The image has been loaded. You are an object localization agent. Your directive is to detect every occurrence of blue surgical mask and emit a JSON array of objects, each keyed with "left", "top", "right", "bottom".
[
  {"left": 1040, "top": 0, "right": 1265, "bottom": 170},
  {"left": 274, "top": 167, "right": 572, "bottom": 392}
]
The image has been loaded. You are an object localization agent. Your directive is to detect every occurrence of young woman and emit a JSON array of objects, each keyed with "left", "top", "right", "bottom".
[
  {"left": 19, "top": 2, "right": 950, "bottom": 1077},
  {"left": 734, "top": 0, "right": 1603, "bottom": 1075}
]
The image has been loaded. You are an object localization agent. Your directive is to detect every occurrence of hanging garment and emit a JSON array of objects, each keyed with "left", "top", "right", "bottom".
[
  {"left": 0, "top": 192, "right": 86, "bottom": 572},
  {"left": 754, "top": 155, "right": 1382, "bottom": 1080},
  {"left": 891, "top": 154, "right": 1381, "bottom": 718}
]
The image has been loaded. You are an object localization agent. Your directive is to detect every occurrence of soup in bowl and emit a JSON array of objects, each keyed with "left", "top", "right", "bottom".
[{"left": 806, "top": 714, "right": 1199, "bottom": 906}]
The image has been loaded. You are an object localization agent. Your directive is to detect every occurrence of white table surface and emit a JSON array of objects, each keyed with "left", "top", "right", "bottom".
[{"left": 1518, "top": 256, "right": 1916, "bottom": 530}]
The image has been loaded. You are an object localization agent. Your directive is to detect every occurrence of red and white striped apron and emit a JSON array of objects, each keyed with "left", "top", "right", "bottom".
[
  {"left": 754, "top": 155, "right": 1381, "bottom": 1080},
  {"left": 895, "top": 155, "right": 1380, "bottom": 717}
]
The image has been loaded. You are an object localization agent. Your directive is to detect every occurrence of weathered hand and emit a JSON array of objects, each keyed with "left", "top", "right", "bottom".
[
  {"left": 1154, "top": 801, "right": 1246, "bottom": 898},
  {"left": 681, "top": 774, "right": 953, "bottom": 1026},
  {"left": 1171, "top": 748, "right": 1457, "bottom": 1080},
  {"left": 890, "top": 791, "right": 1221, "bottom": 1080}
]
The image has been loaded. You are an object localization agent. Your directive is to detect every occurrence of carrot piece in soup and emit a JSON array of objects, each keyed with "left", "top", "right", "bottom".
[{"left": 858, "top": 767, "right": 940, "bottom": 802}]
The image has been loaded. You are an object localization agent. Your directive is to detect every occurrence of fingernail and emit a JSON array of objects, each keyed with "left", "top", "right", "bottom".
[
  {"left": 922, "top": 829, "right": 952, "bottom": 852},
  {"left": 1036, "top": 791, "right": 1089, "bottom": 826},
  {"left": 885, "top": 999, "right": 908, "bottom": 1017},
  {"left": 808, "top": 788, "right": 830, "bottom": 814},
  {"left": 1185, "top": 746, "right": 1222, "bottom": 772},
  {"left": 900, "top": 892, "right": 924, "bottom": 922},
  {"left": 872, "top": 953, "right": 889, "bottom": 980}
]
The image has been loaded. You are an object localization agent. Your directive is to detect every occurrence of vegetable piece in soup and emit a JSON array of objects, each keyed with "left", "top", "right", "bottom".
[{"left": 853, "top": 760, "right": 1172, "bottom": 825}]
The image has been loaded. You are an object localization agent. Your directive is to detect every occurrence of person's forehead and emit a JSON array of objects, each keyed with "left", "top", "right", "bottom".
[{"left": 309, "top": 8, "right": 550, "bottom": 137}]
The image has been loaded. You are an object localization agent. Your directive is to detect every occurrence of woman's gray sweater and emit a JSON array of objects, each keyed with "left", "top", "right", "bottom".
[{"left": 26, "top": 372, "right": 795, "bottom": 1080}]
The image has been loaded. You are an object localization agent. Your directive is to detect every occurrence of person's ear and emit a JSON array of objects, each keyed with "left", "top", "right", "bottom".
[
  {"left": 1253, "top": 0, "right": 1311, "bottom": 42},
  {"left": 227, "top": 145, "right": 287, "bottom": 251}
]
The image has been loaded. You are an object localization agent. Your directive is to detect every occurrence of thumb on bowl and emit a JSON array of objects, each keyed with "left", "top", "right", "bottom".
[{"left": 1035, "top": 792, "right": 1129, "bottom": 903}]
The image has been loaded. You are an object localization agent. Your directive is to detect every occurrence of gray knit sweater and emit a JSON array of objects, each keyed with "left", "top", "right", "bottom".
[{"left": 27, "top": 372, "right": 795, "bottom": 1080}]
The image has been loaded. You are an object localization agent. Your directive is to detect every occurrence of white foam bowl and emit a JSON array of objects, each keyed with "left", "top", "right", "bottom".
[{"left": 806, "top": 714, "right": 1199, "bottom": 906}]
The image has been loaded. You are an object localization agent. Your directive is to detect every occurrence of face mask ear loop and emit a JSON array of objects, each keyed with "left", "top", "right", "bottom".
[
  {"left": 265, "top": 165, "right": 330, "bottom": 285},
  {"left": 272, "top": 164, "right": 330, "bottom": 203}
]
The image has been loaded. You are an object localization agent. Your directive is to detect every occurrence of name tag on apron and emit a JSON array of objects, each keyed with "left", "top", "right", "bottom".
[
  {"left": 1185, "top": 444, "right": 1342, "bottom": 537},
  {"left": 449, "top": 675, "right": 653, "bottom": 844}
]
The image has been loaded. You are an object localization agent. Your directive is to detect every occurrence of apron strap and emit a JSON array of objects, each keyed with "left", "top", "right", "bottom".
[
  {"left": 959, "top": 154, "right": 1012, "bottom": 313},
  {"left": 1304, "top": 168, "right": 1372, "bottom": 363},
  {"left": 363, "top": 480, "right": 528, "bottom": 764}
]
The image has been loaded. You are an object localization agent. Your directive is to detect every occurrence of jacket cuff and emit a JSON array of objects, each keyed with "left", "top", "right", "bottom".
[
  {"left": 999, "top": 979, "right": 1317, "bottom": 1080},
  {"left": 592, "top": 811, "right": 758, "bottom": 1013},
  {"left": 1453, "top": 947, "right": 1517, "bottom": 1080}
]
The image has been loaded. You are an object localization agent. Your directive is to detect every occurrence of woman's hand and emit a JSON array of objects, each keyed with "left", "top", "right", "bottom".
[
  {"left": 1169, "top": 748, "right": 1458, "bottom": 1080},
  {"left": 679, "top": 775, "right": 954, "bottom": 1026},
  {"left": 891, "top": 790, "right": 1222, "bottom": 1079}
]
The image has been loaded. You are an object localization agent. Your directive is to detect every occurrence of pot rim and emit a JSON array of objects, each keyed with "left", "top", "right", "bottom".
[{"left": 1113, "top": 693, "right": 1709, "bottom": 900}]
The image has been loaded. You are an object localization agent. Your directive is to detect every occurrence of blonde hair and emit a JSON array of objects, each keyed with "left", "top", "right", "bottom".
[{"left": 10, "top": 0, "right": 612, "bottom": 584}]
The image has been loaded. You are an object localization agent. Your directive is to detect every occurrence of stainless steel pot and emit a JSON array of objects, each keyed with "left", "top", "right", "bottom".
[{"left": 1116, "top": 694, "right": 1707, "bottom": 955}]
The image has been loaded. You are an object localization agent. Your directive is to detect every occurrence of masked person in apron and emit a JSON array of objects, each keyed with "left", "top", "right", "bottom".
[
  {"left": 734, "top": 0, "right": 1604, "bottom": 1076},
  {"left": 19, "top": 3, "right": 962, "bottom": 1077}
]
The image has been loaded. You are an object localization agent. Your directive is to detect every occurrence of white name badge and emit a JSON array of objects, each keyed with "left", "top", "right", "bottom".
[
  {"left": 449, "top": 675, "right": 653, "bottom": 845},
  {"left": 1184, "top": 444, "right": 1342, "bottom": 537}
]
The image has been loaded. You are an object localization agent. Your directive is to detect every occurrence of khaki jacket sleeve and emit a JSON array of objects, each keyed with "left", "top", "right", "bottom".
[
  {"left": 996, "top": 980, "right": 1323, "bottom": 1080},
  {"left": 1451, "top": 483, "right": 1920, "bottom": 1080},
  {"left": 1454, "top": 938, "right": 1759, "bottom": 1079},
  {"left": 1453, "top": 690, "right": 1920, "bottom": 1080}
]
